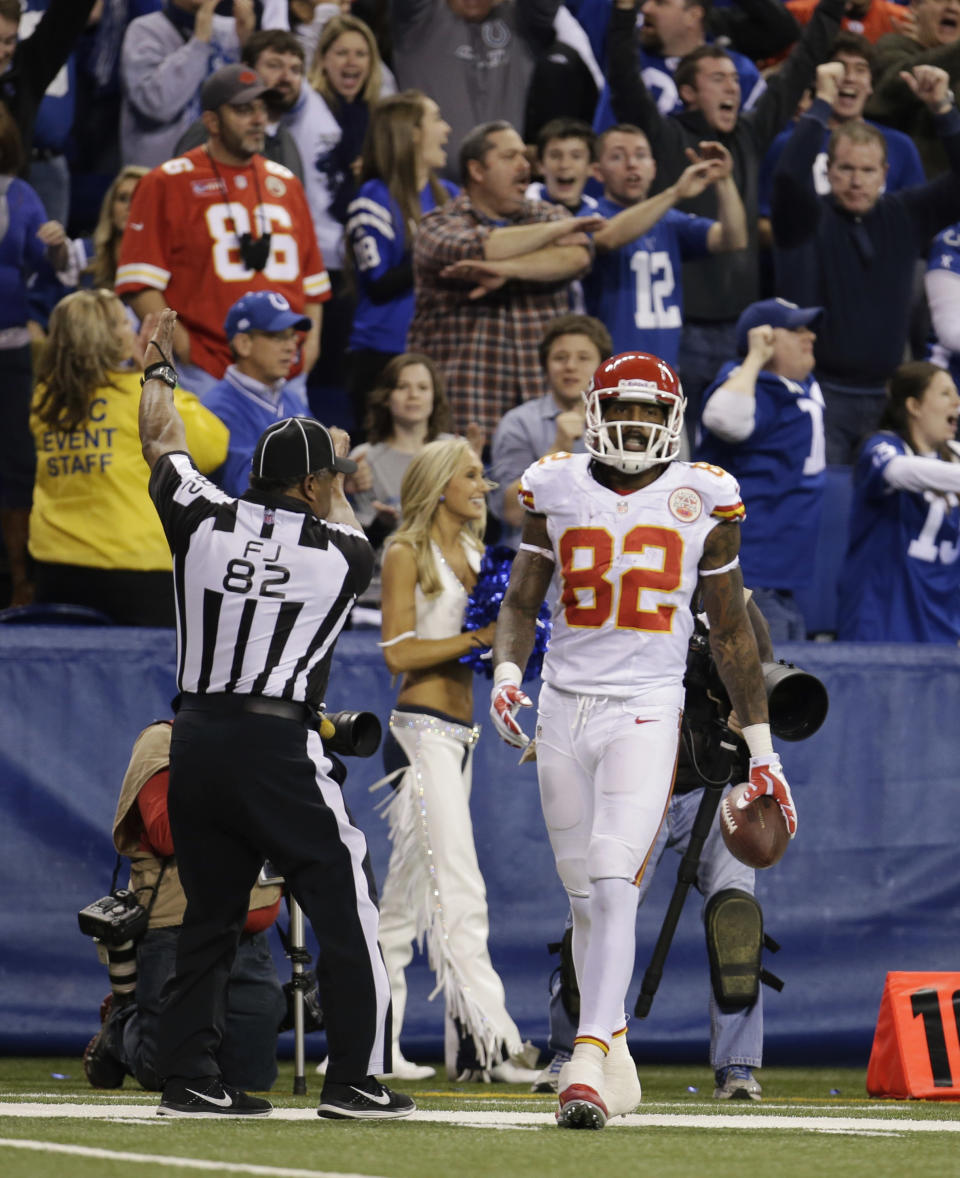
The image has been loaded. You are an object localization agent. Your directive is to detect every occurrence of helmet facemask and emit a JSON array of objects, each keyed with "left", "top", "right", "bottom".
[{"left": 584, "top": 386, "right": 686, "bottom": 474}]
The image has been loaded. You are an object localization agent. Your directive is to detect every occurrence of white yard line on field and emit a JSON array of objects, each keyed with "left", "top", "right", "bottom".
[
  {"left": 1, "top": 1102, "right": 959, "bottom": 1133},
  {"left": 0, "top": 1138, "right": 389, "bottom": 1177}
]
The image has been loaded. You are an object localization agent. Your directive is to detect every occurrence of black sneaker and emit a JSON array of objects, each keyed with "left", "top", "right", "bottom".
[
  {"left": 158, "top": 1076, "right": 272, "bottom": 1117},
  {"left": 317, "top": 1076, "right": 416, "bottom": 1120}
]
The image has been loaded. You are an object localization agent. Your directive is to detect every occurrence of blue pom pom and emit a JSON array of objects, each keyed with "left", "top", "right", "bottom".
[{"left": 460, "top": 545, "right": 551, "bottom": 681}]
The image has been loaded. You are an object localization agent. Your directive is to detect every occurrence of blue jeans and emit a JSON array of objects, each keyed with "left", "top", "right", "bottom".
[
  {"left": 118, "top": 927, "right": 285, "bottom": 1091},
  {"left": 637, "top": 787, "right": 763, "bottom": 1071},
  {"left": 677, "top": 320, "right": 738, "bottom": 448},
  {"left": 817, "top": 378, "right": 887, "bottom": 465},
  {"left": 28, "top": 154, "right": 70, "bottom": 225},
  {"left": 750, "top": 588, "right": 807, "bottom": 644}
]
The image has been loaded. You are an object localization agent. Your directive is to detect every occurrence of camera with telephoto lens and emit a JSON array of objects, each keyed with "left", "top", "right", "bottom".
[
  {"left": 320, "top": 710, "right": 382, "bottom": 758},
  {"left": 685, "top": 626, "right": 829, "bottom": 743},
  {"left": 681, "top": 628, "right": 829, "bottom": 791},
  {"left": 77, "top": 889, "right": 149, "bottom": 947}
]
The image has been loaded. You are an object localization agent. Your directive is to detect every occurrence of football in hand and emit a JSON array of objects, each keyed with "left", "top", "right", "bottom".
[{"left": 719, "top": 782, "right": 789, "bottom": 869}]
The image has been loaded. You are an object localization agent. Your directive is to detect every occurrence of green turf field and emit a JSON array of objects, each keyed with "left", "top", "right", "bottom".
[{"left": 3, "top": 1058, "right": 960, "bottom": 1178}]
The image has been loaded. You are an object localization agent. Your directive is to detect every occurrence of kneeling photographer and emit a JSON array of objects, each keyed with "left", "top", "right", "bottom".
[{"left": 82, "top": 720, "right": 287, "bottom": 1092}]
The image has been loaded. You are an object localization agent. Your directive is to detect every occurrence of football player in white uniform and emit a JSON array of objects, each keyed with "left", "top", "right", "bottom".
[{"left": 490, "top": 352, "right": 797, "bottom": 1130}]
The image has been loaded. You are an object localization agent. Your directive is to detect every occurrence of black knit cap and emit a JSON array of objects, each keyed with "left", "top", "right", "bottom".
[{"left": 252, "top": 418, "right": 357, "bottom": 480}]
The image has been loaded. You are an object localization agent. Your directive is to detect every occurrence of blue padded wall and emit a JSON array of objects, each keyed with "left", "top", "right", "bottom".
[{"left": 1, "top": 626, "right": 958, "bottom": 1071}]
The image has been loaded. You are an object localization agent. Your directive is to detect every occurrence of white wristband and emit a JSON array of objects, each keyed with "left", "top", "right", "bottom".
[
  {"left": 494, "top": 661, "right": 523, "bottom": 687},
  {"left": 377, "top": 630, "right": 416, "bottom": 649},
  {"left": 742, "top": 723, "right": 774, "bottom": 758}
]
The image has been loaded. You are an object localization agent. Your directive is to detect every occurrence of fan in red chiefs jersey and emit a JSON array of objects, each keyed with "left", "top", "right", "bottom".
[
  {"left": 116, "top": 64, "right": 331, "bottom": 400},
  {"left": 490, "top": 351, "right": 797, "bottom": 1130}
]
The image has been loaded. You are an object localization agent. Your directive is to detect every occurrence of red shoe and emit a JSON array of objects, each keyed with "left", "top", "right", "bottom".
[{"left": 556, "top": 1058, "right": 608, "bottom": 1130}]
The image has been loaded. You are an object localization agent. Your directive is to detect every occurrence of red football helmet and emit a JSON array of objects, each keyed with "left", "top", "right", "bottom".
[{"left": 583, "top": 351, "right": 685, "bottom": 473}]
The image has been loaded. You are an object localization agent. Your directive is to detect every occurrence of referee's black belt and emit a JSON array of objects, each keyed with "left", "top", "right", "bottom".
[{"left": 176, "top": 692, "right": 318, "bottom": 726}]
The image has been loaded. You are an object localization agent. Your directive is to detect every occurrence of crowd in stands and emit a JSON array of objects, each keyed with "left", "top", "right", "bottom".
[{"left": 2, "top": 0, "right": 960, "bottom": 642}]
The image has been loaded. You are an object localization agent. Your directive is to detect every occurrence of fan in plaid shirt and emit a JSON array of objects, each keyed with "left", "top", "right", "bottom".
[{"left": 408, "top": 120, "right": 601, "bottom": 436}]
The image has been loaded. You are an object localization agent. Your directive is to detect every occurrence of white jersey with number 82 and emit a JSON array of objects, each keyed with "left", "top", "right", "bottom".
[{"left": 519, "top": 453, "right": 744, "bottom": 704}]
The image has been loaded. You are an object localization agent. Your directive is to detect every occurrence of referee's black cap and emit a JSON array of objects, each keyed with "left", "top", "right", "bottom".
[{"left": 253, "top": 418, "right": 357, "bottom": 480}]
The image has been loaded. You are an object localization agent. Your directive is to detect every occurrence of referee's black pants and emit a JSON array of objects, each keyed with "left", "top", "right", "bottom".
[{"left": 156, "top": 706, "right": 393, "bottom": 1086}]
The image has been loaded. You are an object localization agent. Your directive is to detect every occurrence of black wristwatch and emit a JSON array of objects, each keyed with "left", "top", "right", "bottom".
[{"left": 141, "top": 361, "right": 178, "bottom": 390}]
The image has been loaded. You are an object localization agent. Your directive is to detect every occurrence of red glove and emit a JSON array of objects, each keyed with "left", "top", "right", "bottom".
[
  {"left": 489, "top": 680, "right": 533, "bottom": 748},
  {"left": 740, "top": 753, "right": 797, "bottom": 838}
]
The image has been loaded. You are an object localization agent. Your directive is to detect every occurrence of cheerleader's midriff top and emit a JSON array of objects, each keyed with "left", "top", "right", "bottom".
[{"left": 414, "top": 539, "right": 480, "bottom": 640}]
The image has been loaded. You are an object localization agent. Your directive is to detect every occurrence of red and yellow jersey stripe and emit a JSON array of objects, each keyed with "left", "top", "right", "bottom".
[{"left": 711, "top": 499, "right": 746, "bottom": 523}]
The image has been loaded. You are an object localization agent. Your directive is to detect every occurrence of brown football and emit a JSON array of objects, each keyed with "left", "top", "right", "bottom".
[{"left": 719, "top": 782, "right": 790, "bottom": 869}]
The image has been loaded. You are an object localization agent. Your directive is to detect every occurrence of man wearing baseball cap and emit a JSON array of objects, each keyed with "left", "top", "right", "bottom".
[
  {"left": 695, "top": 297, "right": 827, "bottom": 641},
  {"left": 117, "top": 60, "right": 331, "bottom": 400},
  {"left": 139, "top": 307, "right": 413, "bottom": 1121},
  {"left": 203, "top": 291, "right": 315, "bottom": 496}
]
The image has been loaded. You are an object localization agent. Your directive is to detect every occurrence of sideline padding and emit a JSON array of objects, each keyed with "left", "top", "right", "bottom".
[{"left": 2, "top": 629, "right": 960, "bottom": 1063}]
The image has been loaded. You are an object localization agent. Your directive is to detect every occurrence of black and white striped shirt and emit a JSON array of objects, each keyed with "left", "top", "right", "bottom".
[{"left": 149, "top": 452, "right": 373, "bottom": 704}]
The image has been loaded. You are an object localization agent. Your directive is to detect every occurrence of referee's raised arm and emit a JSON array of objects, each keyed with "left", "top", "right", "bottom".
[{"left": 139, "top": 308, "right": 188, "bottom": 469}]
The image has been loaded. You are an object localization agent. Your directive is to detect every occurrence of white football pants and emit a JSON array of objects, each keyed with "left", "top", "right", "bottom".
[{"left": 535, "top": 682, "right": 680, "bottom": 1046}]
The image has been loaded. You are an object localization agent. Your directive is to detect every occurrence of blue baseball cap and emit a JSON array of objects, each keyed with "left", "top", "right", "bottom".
[
  {"left": 224, "top": 291, "right": 311, "bottom": 340},
  {"left": 735, "top": 298, "right": 823, "bottom": 356}
]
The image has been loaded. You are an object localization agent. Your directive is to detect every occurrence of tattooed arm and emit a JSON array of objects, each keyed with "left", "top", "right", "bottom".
[
  {"left": 701, "top": 523, "right": 798, "bottom": 836},
  {"left": 698, "top": 522, "right": 769, "bottom": 728},
  {"left": 493, "top": 513, "right": 556, "bottom": 673}
]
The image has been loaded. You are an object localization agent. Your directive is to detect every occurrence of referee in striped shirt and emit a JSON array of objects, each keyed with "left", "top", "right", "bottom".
[{"left": 138, "top": 309, "right": 414, "bottom": 1121}]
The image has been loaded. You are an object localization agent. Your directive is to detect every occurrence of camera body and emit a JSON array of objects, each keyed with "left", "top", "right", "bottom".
[
  {"left": 685, "top": 625, "right": 828, "bottom": 742},
  {"left": 77, "top": 889, "right": 148, "bottom": 947},
  {"left": 682, "top": 629, "right": 746, "bottom": 788},
  {"left": 681, "top": 623, "right": 829, "bottom": 788}
]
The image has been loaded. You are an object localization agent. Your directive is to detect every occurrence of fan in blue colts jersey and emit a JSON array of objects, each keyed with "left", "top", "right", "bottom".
[
  {"left": 592, "top": 0, "right": 767, "bottom": 129},
  {"left": 202, "top": 291, "right": 314, "bottom": 498},
  {"left": 583, "top": 125, "right": 748, "bottom": 369},
  {"left": 344, "top": 91, "right": 458, "bottom": 432},
  {"left": 925, "top": 222, "right": 960, "bottom": 389},
  {"left": 838, "top": 361, "right": 960, "bottom": 644},
  {"left": 695, "top": 298, "right": 826, "bottom": 642}
]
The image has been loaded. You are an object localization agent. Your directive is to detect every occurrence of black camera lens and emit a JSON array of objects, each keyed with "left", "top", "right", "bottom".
[
  {"left": 324, "top": 711, "right": 382, "bottom": 758},
  {"left": 762, "top": 661, "right": 829, "bottom": 741}
]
